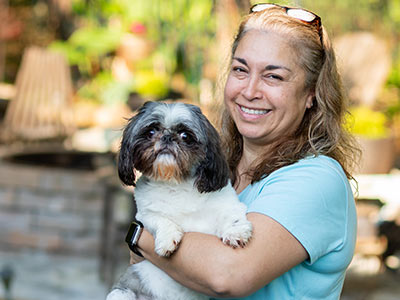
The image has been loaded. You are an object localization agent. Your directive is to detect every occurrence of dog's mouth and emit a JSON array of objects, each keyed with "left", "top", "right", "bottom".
[
  {"left": 156, "top": 151, "right": 173, "bottom": 159},
  {"left": 156, "top": 146, "right": 177, "bottom": 157},
  {"left": 152, "top": 150, "right": 183, "bottom": 182},
  {"left": 154, "top": 147, "right": 178, "bottom": 166}
]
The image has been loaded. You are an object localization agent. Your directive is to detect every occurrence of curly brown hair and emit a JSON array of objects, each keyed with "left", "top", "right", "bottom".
[{"left": 219, "top": 7, "right": 360, "bottom": 185}]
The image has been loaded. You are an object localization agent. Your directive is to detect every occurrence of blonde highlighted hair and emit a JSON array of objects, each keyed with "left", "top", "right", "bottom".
[{"left": 220, "top": 7, "right": 360, "bottom": 184}]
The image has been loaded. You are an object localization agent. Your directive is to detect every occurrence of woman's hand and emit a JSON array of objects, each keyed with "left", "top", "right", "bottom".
[{"left": 130, "top": 250, "right": 145, "bottom": 264}]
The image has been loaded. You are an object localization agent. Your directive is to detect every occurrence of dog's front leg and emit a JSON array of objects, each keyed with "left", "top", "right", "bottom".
[
  {"left": 143, "top": 215, "right": 184, "bottom": 257},
  {"left": 216, "top": 203, "right": 253, "bottom": 248}
]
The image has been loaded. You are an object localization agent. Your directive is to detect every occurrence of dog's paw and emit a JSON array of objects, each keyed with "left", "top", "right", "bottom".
[
  {"left": 154, "top": 228, "right": 184, "bottom": 257},
  {"left": 220, "top": 218, "right": 253, "bottom": 248},
  {"left": 106, "top": 288, "right": 137, "bottom": 300}
]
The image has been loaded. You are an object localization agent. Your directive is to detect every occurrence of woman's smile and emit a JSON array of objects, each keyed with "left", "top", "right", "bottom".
[
  {"left": 237, "top": 104, "right": 272, "bottom": 121},
  {"left": 239, "top": 105, "right": 271, "bottom": 116}
]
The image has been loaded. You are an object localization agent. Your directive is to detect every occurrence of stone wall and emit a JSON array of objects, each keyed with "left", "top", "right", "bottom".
[{"left": 0, "top": 160, "right": 109, "bottom": 255}]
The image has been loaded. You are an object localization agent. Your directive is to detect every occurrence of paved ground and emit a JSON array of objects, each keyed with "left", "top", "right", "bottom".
[
  {"left": 0, "top": 250, "right": 109, "bottom": 300},
  {"left": 0, "top": 250, "right": 399, "bottom": 300},
  {"left": 341, "top": 254, "right": 400, "bottom": 300}
]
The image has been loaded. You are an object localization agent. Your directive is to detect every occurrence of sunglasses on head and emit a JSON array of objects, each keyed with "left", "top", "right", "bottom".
[{"left": 250, "top": 3, "right": 323, "bottom": 45}]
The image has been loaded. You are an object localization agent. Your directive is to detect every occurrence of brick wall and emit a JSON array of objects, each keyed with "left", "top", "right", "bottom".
[{"left": 0, "top": 160, "right": 111, "bottom": 255}]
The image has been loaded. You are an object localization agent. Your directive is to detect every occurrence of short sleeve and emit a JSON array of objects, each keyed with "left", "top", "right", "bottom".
[{"left": 246, "top": 156, "right": 351, "bottom": 264}]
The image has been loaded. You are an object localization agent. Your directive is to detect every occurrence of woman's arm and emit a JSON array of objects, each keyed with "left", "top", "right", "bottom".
[{"left": 135, "top": 212, "right": 308, "bottom": 298}]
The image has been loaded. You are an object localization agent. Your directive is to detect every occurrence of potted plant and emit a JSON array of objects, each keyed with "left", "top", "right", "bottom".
[{"left": 348, "top": 106, "right": 396, "bottom": 174}]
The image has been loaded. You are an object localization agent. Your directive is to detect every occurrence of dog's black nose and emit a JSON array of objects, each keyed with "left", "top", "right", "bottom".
[{"left": 161, "top": 134, "right": 173, "bottom": 143}]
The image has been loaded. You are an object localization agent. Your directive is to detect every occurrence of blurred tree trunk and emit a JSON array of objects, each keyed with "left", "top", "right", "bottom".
[
  {"left": 47, "top": 0, "right": 75, "bottom": 40},
  {"left": 210, "top": 0, "right": 250, "bottom": 123},
  {"left": 215, "top": 0, "right": 250, "bottom": 73}
]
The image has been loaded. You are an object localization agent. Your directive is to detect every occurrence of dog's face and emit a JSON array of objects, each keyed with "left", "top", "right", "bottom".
[{"left": 118, "top": 101, "right": 230, "bottom": 193}]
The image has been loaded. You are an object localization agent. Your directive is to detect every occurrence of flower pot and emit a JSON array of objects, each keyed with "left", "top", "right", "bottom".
[{"left": 356, "top": 136, "right": 396, "bottom": 174}]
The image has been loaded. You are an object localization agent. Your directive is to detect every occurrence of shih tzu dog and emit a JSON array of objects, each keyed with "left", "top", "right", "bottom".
[{"left": 106, "top": 101, "right": 252, "bottom": 300}]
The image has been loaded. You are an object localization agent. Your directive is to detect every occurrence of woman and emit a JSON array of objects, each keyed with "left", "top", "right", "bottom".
[{"left": 130, "top": 4, "right": 359, "bottom": 299}]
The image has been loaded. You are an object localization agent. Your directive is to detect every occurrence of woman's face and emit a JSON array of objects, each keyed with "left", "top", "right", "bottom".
[{"left": 224, "top": 29, "right": 314, "bottom": 147}]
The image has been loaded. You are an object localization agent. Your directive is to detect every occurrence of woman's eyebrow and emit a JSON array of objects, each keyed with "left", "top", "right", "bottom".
[
  {"left": 233, "top": 57, "right": 291, "bottom": 72},
  {"left": 265, "top": 65, "right": 292, "bottom": 72},
  {"left": 233, "top": 57, "right": 248, "bottom": 66}
]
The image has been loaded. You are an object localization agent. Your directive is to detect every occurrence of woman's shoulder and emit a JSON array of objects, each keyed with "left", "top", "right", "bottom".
[
  {"left": 241, "top": 155, "right": 350, "bottom": 201},
  {"left": 284, "top": 154, "right": 343, "bottom": 172},
  {"left": 260, "top": 155, "right": 346, "bottom": 184}
]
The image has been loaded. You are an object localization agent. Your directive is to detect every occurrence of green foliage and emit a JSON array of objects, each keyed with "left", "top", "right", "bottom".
[
  {"left": 347, "top": 106, "right": 390, "bottom": 139},
  {"left": 387, "top": 66, "right": 400, "bottom": 89},
  {"left": 50, "top": 0, "right": 216, "bottom": 104},
  {"left": 50, "top": 27, "right": 122, "bottom": 74},
  {"left": 139, "top": 0, "right": 216, "bottom": 85},
  {"left": 134, "top": 70, "right": 169, "bottom": 100}
]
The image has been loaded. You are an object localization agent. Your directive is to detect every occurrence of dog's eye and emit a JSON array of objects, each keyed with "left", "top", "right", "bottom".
[
  {"left": 147, "top": 129, "right": 156, "bottom": 138},
  {"left": 178, "top": 131, "right": 195, "bottom": 144},
  {"left": 179, "top": 131, "right": 188, "bottom": 140}
]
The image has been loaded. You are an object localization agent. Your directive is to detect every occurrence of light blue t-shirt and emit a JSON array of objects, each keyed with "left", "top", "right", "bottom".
[{"left": 213, "top": 155, "right": 357, "bottom": 300}]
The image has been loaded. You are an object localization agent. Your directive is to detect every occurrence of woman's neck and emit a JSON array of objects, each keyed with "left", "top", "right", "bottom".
[{"left": 235, "top": 141, "right": 272, "bottom": 194}]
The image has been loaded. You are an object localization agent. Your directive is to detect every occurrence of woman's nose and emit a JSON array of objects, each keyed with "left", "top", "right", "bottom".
[{"left": 242, "top": 75, "right": 262, "bottom": 101}]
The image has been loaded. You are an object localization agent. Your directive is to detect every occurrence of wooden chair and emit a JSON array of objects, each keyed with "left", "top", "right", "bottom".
[{"left": 1, "top": 46, "right": 75, "bottom": 144}]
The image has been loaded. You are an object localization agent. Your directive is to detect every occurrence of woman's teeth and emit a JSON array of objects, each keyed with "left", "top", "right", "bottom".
[{"left": 240, "top": 106, "right": 269, "bottom": 115}]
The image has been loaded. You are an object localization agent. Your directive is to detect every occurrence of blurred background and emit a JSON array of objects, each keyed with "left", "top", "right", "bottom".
[{"left": 0, "top": 0, "right": 400, "bottom": 299}]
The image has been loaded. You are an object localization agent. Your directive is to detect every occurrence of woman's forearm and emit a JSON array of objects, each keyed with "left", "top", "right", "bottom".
[
  {"left": 136, "top": 229, "right": 250, "bottom": 297},
  {"left": 135, "top": 213, "right": 308, "bottom": 298}
]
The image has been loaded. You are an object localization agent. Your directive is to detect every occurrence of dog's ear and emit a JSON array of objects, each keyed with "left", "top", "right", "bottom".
[
  {"left": 118, "top": 130, "right": 136, "bottom": 186},
  {"left": 118, "top": 116, "right": 137, "bottom": 186},
  {"left": 193, "top": 111, "right": 230, "bottom": 193},
  {"left": 118, "top": 101, "right": 155, "bottom": 186}
]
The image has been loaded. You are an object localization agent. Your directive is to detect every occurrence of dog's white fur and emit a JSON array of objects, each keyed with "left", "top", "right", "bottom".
[
  {"left": 107, "top": 177, "right": 252, "bottom": 300},
  {"left": 106, "top": 102, "right": 252, "bottom": 300}
]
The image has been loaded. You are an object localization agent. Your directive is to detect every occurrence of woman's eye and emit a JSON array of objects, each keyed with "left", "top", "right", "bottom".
[
  {"left": 233, "top": 66, "right": 246, "bottom": 73},
  {"left": 266, "top": 74, "right": 283, "bottom": 81}
]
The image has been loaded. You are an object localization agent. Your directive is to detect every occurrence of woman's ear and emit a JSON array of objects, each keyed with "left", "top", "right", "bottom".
[{"left": 306, "top": 92, "right": 315, "bottom": 109}]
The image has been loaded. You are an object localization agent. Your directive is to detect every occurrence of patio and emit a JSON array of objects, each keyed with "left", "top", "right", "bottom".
[{"left": 1, "top": 247, "right": 400, "bottom": 300}]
